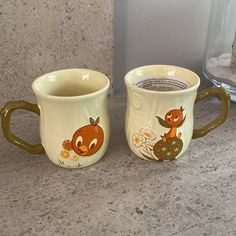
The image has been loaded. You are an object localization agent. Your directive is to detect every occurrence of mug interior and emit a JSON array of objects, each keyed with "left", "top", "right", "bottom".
[
  {"left": 125, "top": 65, "right": 200, "bottom": 93},
  {"left": 32, "top": 69, "right": 109, "bottom": 98}
]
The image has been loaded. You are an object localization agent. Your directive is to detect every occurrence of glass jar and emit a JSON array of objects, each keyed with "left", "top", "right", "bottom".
[{"left": 203, "top": 0, "right": 236, "bottom": 101}]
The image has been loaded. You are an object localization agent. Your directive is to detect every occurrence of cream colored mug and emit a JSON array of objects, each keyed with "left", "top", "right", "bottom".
[
  {"left": 125, "top": 65, "right": 230, "bottom": 162},
  {"left": 1, "top": 69, "right": 110, "bottom": 168}
]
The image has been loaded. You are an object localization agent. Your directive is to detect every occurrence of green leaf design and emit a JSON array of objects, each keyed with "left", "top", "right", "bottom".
[
  {"left": 90, "top": 117, "right": 100, "bottom": 126},
  {"left": 90, "top": 117, "right": 95, "bottom": 125},
  {"left": 95, "top": 117, "right": 100, "bottom": 125},
  {"left": 156, "top": 116, "right": 171, "bottom": 128}
]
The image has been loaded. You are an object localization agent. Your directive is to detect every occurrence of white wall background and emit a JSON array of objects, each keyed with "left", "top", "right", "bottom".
[{"left": 114, "top": 0, "right": 212, "bottom": 90}]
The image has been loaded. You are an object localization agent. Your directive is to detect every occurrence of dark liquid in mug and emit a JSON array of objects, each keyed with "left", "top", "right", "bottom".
[{"left": 135, "top": 77, "right": 190, "bottom": 91}]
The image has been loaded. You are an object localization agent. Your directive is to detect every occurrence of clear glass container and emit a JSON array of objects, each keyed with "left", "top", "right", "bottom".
[{"left": 203, "top": 0, "right": 236, "bottom": 101}]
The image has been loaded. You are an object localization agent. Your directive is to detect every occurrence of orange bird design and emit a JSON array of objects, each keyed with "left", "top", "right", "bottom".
[
  {"left": 156, "top": 107, "right": 186, "bottom": 142},
  {"left": 62, "top": 117, "right": 104, "bottom": 156}
]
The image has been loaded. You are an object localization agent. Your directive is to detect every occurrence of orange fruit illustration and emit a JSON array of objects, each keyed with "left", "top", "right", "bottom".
[
  {"left": 71, "top": 117, "right": 104, "bottom": 156},
  {"left": 165, "top": 107, "right": 184, "bottom": 127}
]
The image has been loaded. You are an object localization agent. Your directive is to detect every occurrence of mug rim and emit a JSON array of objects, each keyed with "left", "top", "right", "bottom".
[
  {"left": 32, "top": 68, "right": 110, "bottom": 100},
  {"left": 124, "top": 65, "right": 200, "bottom": 94}
]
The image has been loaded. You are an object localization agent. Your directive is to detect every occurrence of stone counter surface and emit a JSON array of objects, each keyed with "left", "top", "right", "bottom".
[
  {"left": 0, "top": 0, "right": 114, "bottom": 103},
  {"left": 0, "top": 93, "right": 236, "bottom": 236}
]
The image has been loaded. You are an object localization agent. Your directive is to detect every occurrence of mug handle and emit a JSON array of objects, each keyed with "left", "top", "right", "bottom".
[
  {"left": 1, "top": 101, "right": 45, "bottom": 154},
  {"left": 192, "top": 87, "right": 230, "bottom": 139}
]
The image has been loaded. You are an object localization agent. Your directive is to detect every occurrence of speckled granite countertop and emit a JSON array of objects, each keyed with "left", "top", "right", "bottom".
[{"left": 0, "top": 92, "right": 236, "bottom": 236}]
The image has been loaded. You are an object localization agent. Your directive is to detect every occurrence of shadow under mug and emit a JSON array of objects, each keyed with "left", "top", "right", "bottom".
[
  {"left": 125, "top": 65, "right": 230, "bottom": 162},
  {"left": 1, "top": 69, "right": 110, "bottom": 168}
]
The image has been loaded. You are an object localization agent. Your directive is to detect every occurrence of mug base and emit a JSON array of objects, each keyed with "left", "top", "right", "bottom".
[{"left": 51, "top": 156, "right": 104, "bottom": 169}]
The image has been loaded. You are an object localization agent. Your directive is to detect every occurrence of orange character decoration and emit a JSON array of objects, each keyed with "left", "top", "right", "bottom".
[
  {"left": 156, "top": 107, "right": 186, "bottom": 142},
  {"left": 152, "top": 107, "right": 186, "bottom": 161},
  {"left": 132, "top": 107, "right": 186, "bottom": 161},
  {"left": 62, "top": 117, "right": 104, "bottom": 157}
]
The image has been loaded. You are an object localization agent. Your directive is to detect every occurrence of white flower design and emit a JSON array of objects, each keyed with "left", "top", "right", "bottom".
[
  {"left": 145, "top": 140, "right": 156, "bottom": 150},
  {"left": 132, "top": 133, "right": 145, "bottom": 147},
  {"left": 140, "top": 128, "right": 156, "bottom": 140}
]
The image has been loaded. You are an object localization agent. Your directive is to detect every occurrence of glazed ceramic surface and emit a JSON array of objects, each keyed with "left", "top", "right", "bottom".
[
  {"left": 1, "top": 69, "right": 110, "bottom": 168},
  {"left": 32, "top": 69, "right": 110, "bottom": 168},
  {"left": 124, "top": 65, "right": 229, "bottom": 162}
]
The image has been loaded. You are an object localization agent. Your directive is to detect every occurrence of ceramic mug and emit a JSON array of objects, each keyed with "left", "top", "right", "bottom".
[
  {"left": 1, "top": 69, "right": 110, "bottom": 168},
  {"left": 125, "top": 65, "right": 230, "bottom": 162}
]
